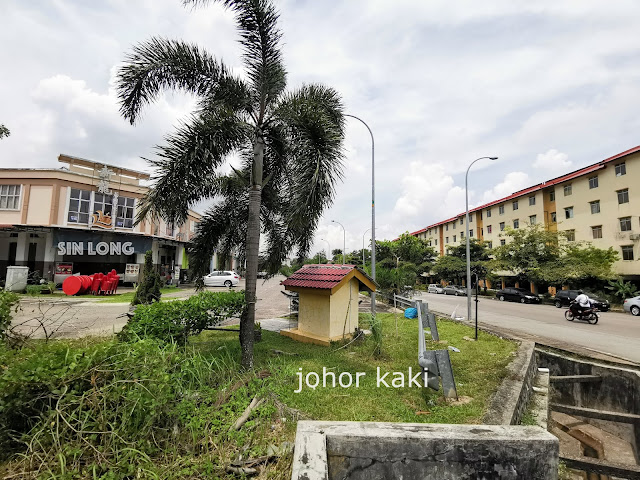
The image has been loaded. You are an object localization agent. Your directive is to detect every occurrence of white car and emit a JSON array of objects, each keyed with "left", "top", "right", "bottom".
[
  {"left": 428, "top": 284, "right": 444, "bottom": 294},
  {"left": 203, "top": 271, "right": 240, "bottom": 287},
  {"left": 623, "top": 296, "right": 640, "bottom": 316}
]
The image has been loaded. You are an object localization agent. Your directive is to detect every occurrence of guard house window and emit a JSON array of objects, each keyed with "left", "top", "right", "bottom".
[
  {"left": 529, "top": 196, "right": 536, "bottom": 206},
  {"left": 487, "top": 225, "right": 492, "bottom": 234},
  {"left": 68, "top": 188, "right": 91, "bottom": 224},
  {"left": 512, "top": 200, "right": 518, "bottom": 211},
  {"left": 529, "top": 215, "right": 537, "bottom": 225},
  {"left": 93, "top": 193, "right": 113, "bottom": 216},
  {"left": 615, "top": 162, "right": 626, "bottom": 176},
  {"left": 565, "top": 207, "right": 574, "bottom": 219},
  {"left": 590, "top": 200, "right": 600, "bottom": 214},
  {"left": 622, "top": 245, "right": 634, "bottom": 261},
  {"left": 620, "top": 216, "right": 632, "bottom": 232},
  {"left": 116, "top": 196, "right": 135, "bottom": 228},
  {"left": 588, "top": 176, "right": 599, "bottom": 189},
  {"left": 0, "top": 185, "right": 21, "bottom": 210},
  {"left": 617, "top": 188, "right": 629, "bottom": 204},
  {"left": 499, "top": 222, "right": 505, "bottom": 231},
  {"left": 549, "top": 190, "right": 555, "bottom": 202},
  {"left": 566, "top": 230, "right": 576, "bottom": 242},
  {"left": 486, "top": 209, "right": 492, "bottom": 218},
  {"left": 592, "top": 226, "right": 602, "bottom": 239},
  {"left": 499, "top": 205, "right": 505, "bottom": 215},
  {"left": 513, "top": 219, "right": 519, "bottom": 229},
  {"left": 564, "top": 184, "right": 572, "bottom": 196}
]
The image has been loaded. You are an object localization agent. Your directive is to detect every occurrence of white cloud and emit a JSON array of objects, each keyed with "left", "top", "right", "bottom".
[
  {"left": 479, "top": 172, "right": 531, "bottom": 205},
  {"left": 533, "top": 149, "right": 572, "bottom": 173}
]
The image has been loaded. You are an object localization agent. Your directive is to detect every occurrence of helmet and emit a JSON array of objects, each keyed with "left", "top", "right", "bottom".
[{"left": 578, "top": 290, "right": 584, "bottom": 294}]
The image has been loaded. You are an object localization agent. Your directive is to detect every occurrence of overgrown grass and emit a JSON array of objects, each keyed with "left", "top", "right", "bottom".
[{"left": 0, "top": 313, "right": 516, "bottom": 478}]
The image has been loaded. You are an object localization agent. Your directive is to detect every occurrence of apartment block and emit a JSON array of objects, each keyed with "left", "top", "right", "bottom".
[{"left": 408, "top": 146, "right": 640, "bottom": 279}]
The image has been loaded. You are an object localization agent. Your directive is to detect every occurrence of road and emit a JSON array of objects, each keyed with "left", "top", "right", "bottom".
[{"left": 413, "top": 291, "right": 640, "bottom": 364}]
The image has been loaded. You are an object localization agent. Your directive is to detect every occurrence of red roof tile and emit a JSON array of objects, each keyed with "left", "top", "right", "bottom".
[{"left": 281, "top": 264, "right": 360, "bottom": 290}]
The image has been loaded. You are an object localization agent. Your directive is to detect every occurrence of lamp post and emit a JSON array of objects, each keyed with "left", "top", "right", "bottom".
[
  {"left": 362, "top": 228, "right": 371, "bottom": 268},
  {"left": 331, "top": 220, "right": 346, "bottom": 265},
  {"left": 344, "top": 114, "right": 376, "bottom": 317},
  {"left": 465, "top": 156, "right": 498, "bottom": 340},
  {"left": 320, "top": 238, "right": 331, "bottom": 264}
]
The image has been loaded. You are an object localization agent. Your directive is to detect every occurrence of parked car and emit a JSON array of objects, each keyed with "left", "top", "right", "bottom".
[
  {"left": 554, "top": 290, "right": 610, "bottom": 311},
  {"left": 257, "top": 271, "right": 268, "bottom": 278},
  {"left": 443, "top": 285, "right": 466, "bottom": 296},
  {"left": 427, "top": 284, "right": 444, "bottom": 294},
  {"left": 203, "top": 270, "right": 240, "bottom": 287},
  {"left": 496, "top": 287, "right": 541, "bottom": 304},
  {"left": 623, "top": 296, "right": 640, "bottom": 316}
]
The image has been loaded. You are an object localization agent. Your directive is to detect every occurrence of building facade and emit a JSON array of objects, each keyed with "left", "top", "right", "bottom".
[
  {"left": 0, "top": 154, "right": 233, "bottom": 284},
  {"left": 406, "top": 146, "right": 640, "bottom": 279}
]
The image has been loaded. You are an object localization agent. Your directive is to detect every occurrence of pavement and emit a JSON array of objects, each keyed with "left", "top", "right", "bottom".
[{"left": 413, "top": 291, "right": 640, "bottom": 365}]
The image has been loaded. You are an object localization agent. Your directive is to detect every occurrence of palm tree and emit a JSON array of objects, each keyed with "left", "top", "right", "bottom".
[{"left": 116, "top": 0, "right": 345, "bottom": 369}]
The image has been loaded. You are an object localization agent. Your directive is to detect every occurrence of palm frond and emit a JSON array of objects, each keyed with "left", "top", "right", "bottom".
[{"left": 117, "top": 37, "right": 234, "bottom": 123}]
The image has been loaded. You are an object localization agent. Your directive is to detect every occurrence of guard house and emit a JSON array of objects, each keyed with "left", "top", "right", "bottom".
[{"left": 280, "top": 264, "right": 376, "bottom": 346}]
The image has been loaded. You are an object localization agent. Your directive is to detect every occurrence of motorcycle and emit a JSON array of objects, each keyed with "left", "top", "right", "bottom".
[{"left": 565, "top": 301, "right": 599, "bottom": 324}]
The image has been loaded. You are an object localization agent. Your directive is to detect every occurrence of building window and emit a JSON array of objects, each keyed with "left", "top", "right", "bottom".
[
  {"left": 469, "top": 214, "right": 473, "bottom": 223},
  {"left": 566, "top": 230, "right": 575, "bottom": 242},
  {"left": 486, "top": 209, "right": 492, "bottom": 218},
  {"left": 499, "top": 205, "right": 505, "bottom": 215},
  {"left": 500, "top": 239, "right": 506, "bottom": 246},
  {"left": 116, "top": 196, "right": 135, "bottom": 228},
  {"left": 499, "top": 222, "right": 505, "bottom": 231},
  {"left": 529, "top": 195, "right": 536, "bottom": 206},
  {"left": 68, "top": 188, "right": 91, "bottom": 224},
  {"left": 446, "top": 236, "right": 449, "bottom": 244},
  {"left": 487, "top": 225, "right": 492, "bottom": 234},
  {"left": 590, "top": 200, "right": 600, "bottom": 214},
  {"left": 93, "top": 193, "right": 113, "bottom": 216},
  {"left": 454, "top": 235, "right": 458, "bottom": 242},
  {"left": 469, "top": 229, "right": 474, "bottom": 237},
  {"left": 620, "top": 216, "right": 632, "bottom": 232},
  {"left": 549, "top": 190, "right": 555, "bottom": 202},
  {"left": 551, "top": 212, "right": 557, "bottom": 222},
  {"left": 564, "top": 184, "right": 572, "bottom": 196},
  {"left": 622, "top": 245, "right": 634, "bottom": 261},
  {"left": 435, "top": 239, "right": 437, "bottom": 245},
  {"left": 453, "top": 222, "right": 456, "bottom": 230},
  {"left": 460, "top": 218, "right": 463, "bottom": 225},
  {"left": 513, "top": 200, "right": 519, "bottom": 211},
  {"left": 0, "top": 185, "right": 21, "bottom": 210},
  {"left": 513, "top": 219, "right": 519, "bottom": 229},
  {"left": 615, "top": 162, "right": 626, "bottom": 176},
  {"left": 617, "top": 188, "right": 629, "bottom": 204},
  {"left": 588, "top": 176, "right": 599, "bottom": 189},
  {"left": 461, "top": 232, "right": 464, "bottom": 239},
  {"left": 487, "top": 241, "right": 493, "bottom": 249},
  {"left": 592, "top": 226, "right": 602, "bottom": 239},
  {"left": 564, "top": 207, "right": 574, "bottom": 219},
  {"left": 446, "top": 224, "right": 449, "bottom": 231},
  {"left": 529, "top": 215, "right": 536, "bottom": 225}
]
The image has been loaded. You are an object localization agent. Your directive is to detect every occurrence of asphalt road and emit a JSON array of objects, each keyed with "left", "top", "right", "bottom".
[{"left": 413, "top": 291, "right": 640, "bottom": 364}]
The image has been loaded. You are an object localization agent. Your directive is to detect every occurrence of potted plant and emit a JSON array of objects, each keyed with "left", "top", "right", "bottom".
[{"left": 254, "top": 322, "right": 262, "bottom": 342}]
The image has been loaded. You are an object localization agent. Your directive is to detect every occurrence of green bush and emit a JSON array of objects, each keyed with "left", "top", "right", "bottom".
[
  {"left": 132, "top": 250, "right": 162, "bottom": 305},
  {"left": 0, "top": 289, "right": 20, "bottom": 341},
  {"left": 25, "top": 284, "right": 42, "bottom": 296},
  {"left": 119, "top": 290, "right": 245, "bottom": 344}
]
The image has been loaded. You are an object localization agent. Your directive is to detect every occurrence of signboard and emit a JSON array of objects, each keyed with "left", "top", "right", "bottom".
[
  {"left": 55, "top": 263, "right": 73, "bottom": 275},
  {"left": 52, "top": 230, "right": 153, "bottom": 255},
  {"left": 89, "top": 210, "right": 113, "bottom": 229},
  {"left": 124, "top": 263, "right": 140, "bottom": 283},
  {"left": 57, "top": 241, "right": 135, "bottom": 256}
]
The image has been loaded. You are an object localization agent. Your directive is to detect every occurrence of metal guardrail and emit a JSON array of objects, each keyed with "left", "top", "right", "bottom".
[{"left": 394, "top": 294, "right": 458, "bottom": 399}]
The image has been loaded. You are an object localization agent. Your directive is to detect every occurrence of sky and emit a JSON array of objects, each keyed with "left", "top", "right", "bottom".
[{"left": 2, "top": 0, "right": 640, "bottom": 257}]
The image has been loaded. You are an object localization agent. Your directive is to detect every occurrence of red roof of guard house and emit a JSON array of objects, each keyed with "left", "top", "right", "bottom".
[{"left": 281, "top": 264, "right": 377, "bottom": 293}]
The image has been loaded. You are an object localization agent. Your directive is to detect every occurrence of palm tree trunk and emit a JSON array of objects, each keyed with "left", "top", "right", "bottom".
[{"left": 240, "top": 135, "right": 264, "bottom": 369}]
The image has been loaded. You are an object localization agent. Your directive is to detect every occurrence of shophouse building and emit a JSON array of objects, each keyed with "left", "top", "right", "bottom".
[
  {"left": 0, "top": 154, "right": 234, "bottom": 284},
  {"left": 405, "top": 145, "right": 640, "bottom": 281}
]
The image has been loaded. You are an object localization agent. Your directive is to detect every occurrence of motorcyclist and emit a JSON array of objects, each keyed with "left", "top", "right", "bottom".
[{"left": 573, "top": 290, "right": 592, "bottom": 314}]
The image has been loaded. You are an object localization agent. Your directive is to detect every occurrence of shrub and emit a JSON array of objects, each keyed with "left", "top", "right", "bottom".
[
  {"left": 132, "top": 250, "right": 162, "bottom": 305},
  {"left": 25, "top": 284, "right": 42, "bottom": 296},
  {"left": 119, "top": 290, "right": 245, "bottom": 344},
  {"left": 0, "top": 289, "right": 20, "bottom": 341}
]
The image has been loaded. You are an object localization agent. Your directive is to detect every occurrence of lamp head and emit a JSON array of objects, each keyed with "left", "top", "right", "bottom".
[{"left": 489, "top": 157, "right": 498, "bottom": 160}]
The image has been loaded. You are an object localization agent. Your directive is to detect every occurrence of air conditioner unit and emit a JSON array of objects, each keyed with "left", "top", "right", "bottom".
[{"left": 630, "top": 234, "right": 640, "bottom": 241}]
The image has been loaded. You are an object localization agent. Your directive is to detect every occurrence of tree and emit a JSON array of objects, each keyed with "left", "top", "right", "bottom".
[
  {"left": 0, "top": 124, "right": 9, "bottom": 140},
  {"left": 132, "top": 250, "right": 162, "bottom": 305},
  {"left": 447, "top": 238, "right": 491, "bottom": 279},
  {"left": 331, "top": 249, "right": 343, "bottom": 263},
  {"left": 117, "top": 0, "right": 345, "bottom": 369},
  {"left": 432, "top": 255, "right": 466, "bottom": 283}
]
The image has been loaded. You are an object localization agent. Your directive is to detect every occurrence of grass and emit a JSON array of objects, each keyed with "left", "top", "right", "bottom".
[
  {"left": 0, "top": 312, "right": 517, "bottom": 479},
  {"left": 18, "top": 286, "right": 181, "bottom": 303}
]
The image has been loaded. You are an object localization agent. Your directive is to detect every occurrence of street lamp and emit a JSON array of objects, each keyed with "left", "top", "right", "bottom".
[
  {"left": 344, "top": 114, "right": 376, "bottom": 317},
  {"left": 331, "top": 220, "right": 346, "bottom": 265},
  {"left": 362, "top": 228, "right": 371, "bottom": 268},
  {"left": 465, "top": 156, "right": 498, "bottom": 340},
  {"left": 320, "top": 238, "right": 331, "bottom": 264}
]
